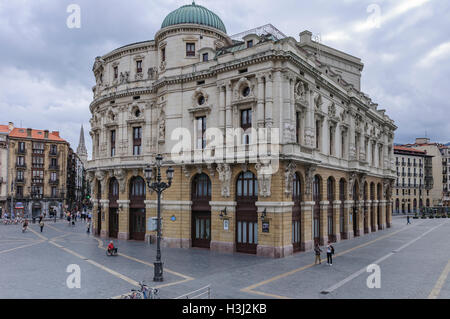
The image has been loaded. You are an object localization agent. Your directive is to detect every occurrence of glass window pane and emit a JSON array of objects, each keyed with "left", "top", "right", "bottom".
[
  {"left": 249, "top": 223, "right": 253, "bottom": 244},
  {"left": 196, "top": 219, "right": 200, "bottom": 239},
  {"left": 200, "top": 220, "right": 204, "bottom": 239},
  {"left": 243, "top": 222, "right": 247, "bottom": 243},
  {"left": 254, "top": 222, "right": 258, "bottom": 244},
  {"left": 206, "top": 219, "right": 210, "bottom": 239}
]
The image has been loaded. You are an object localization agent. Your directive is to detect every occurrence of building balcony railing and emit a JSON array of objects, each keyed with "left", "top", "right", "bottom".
[
  {"left": 49, "top": 179, "right": 59, "bottom": 185},
  {"left": 31, "top": 194, "right": 43, "bottom": 199},
  {"left": 31, "top": 178, "right": 44, "bottom": 184},
  {"left": 16, "top": 163, "right": 26, "bottom": 169},
  {"left": 32, "top": 164, "right": 44, "bottom": 169},
  {"left": 16, "top": 149, "right": 26, "bottom": 155},
  {"left": 15, "top": 177, "right": 26, "bottom": 184},
  {"left": 48, "top": 164, "right": 60, "bottom": 170},
  {"left": 49, "top": 150, "right": 59, "bottom": 157}
]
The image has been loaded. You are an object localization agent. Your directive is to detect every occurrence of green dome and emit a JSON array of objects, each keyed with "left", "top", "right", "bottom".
[{"left": 161, "top": 2, "right": 227, "bottom": 34}]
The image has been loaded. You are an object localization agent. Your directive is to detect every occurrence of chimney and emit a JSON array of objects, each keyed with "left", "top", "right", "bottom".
[
  {"left": 27, "top": 128, "right": 32, "bottom": 137},
  {"left": 44, "top": 130, "right": 49, "bottom": 139},
  {"left": 299, "top": 30, "right": 312, "bottom": 43},
  {"left": 52, "top": 131, "right": 60, "bottom": 138},
  {"left": 415, "top": 138, "right": 430, "bottom": 145},
  {"left": 8, "top": 122, "right": 14, "bottom": 132}
]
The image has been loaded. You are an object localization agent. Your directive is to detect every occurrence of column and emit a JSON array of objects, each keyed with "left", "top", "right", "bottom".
[
  {"left": 344, "top": 200, "right": 354, "bottom": 239},
  {"left": 99, "top": 199, "right": 109, "bottom": 238},
  {"left": 319, "top": 200, "right": 329, "bottom": 245},
  {"left": 349, "top": 115, "right": 356, "bottom": 161},
  {"left": 265, "top": 72, "right": 273, "bottom": 127},
  {"left": 333, "top": 200, "right": 341, "bottom": 242},
  {"left": 210, "top": 201, "right": 236, "bottom": 253},
  {"left": 386, "top": 200, "right": 392, "bottom": 228},
  {"left": 282, "top": 74, "right": 291, "bottom": 144},
  {"left": 256, "top": 75, "right": 265, "bottom": 128},
  {"left": 218, "top": 84, "right": 226, "bottom": 131},
  {"left": 92, "top": 199, "right": 99, "bottom": 235},
  {"left": 117, "top": 200, "right": 130, "bottom": 240},
  {"left": 366, "top": 200, "right": 372, "bottom": 234},
  {"left": 379, "top": 200, "right": 387, "bottom": 229},
  {"left": 357, "top": 200, "right": 364, "bottom": 236},
  {"left": 372, "top": 200, "right": 379, "bottom": 231},
  {"left": 301, "top": 201, "right": 314, "bottom": 251}
]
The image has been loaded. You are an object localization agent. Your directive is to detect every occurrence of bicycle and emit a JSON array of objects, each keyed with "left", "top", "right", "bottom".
[{"left": 122, "top": 282, "right": 159, "bottom": 299}]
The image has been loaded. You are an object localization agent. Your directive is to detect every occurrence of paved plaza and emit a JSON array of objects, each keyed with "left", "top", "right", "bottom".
[{"left": 0, "top": 216, "right": 449, "bottom": 299}]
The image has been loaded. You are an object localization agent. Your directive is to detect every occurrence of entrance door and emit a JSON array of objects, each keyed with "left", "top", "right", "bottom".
[
  {"left": 352, "top": 182, "right": 359, "bottom": 236},
  {"left": 129, "top": 177, "right": 146, "bottom": 241},
  {"left": 130, "top": 208, "right": 146, "bottom": 240},
  {"left": 109, "top": 178, "right": 119, "bottom": 239},
  {"left": 109, "top": 208, "right": 119, "bottom": 238},
  {"left": 192, "top": 212, "right": 211, "bottom": 248},
  {"left": 191, "top": 174, "right": 211, "bottom": 248},
  {"left": 236, "top": 172, "right": 258, "bottom": 254},
  {"left": 292, "top": 173, "right": 302, "bottom": 252},
  {"left": 339, "top": 179, "right": 346, "bottom": 239}
]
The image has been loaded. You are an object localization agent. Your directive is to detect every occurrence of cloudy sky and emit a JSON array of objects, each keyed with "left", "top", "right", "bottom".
[{"left": 1, "top": 0, "right": 449, "bottom": 158}]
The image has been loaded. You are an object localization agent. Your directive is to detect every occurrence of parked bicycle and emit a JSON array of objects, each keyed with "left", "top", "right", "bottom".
[{"left": 121, "top": 282, "right": 159, "bottom": 299}]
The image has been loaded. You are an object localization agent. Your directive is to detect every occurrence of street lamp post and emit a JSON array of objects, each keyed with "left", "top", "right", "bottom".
[{"left": 144, "top": 154, "right": 174, "bottom": 282}]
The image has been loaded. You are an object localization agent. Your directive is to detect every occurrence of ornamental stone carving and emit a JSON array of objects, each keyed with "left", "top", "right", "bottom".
[
  {"left": 216, "top": 163, "right": 231, "bottom": 197},
  {"left": 348, "top": 172, "right": 357, "bottom": 199},
  {"left": 191, "top": 87, "right": 209, "bottom": 108},
  {"left": 284, "top": 161, "right": 297, "bottom": 196},
  {"left": 120, "top": 71, "right": 130, "bottom": 84},
  {"left": 304, "top": 165, "right": 316, "bottom": 196},
  {"left": 148, "top": 67, "right": 158, "bottom": 80},
  {"left": 328, "top": 102, "right": 337, "bottom": 119},
  {"left": 314, "top": 93, "right": 323, "bottom": 110},
  {"left": 255, "top": 162, "right": 272, "bottom": 198},
  {"left": 233, "top": 77, "right": 254, "bottom": 101},
  {"left": 294, "top": 81, "right": 308, "bottom": 104},
  {"left": 95, "top": 170, "right": 108, "bottom": 192},
  {"left": 114, "top": 168, "right": 126, "bottom": 193},
  {"left": 158, "top": 110, "right": 166, "bottom": 143}
]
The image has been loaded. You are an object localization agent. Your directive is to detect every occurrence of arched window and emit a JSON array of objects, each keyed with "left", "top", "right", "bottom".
[
  {"left": 292, "top": 173, "right": 302, "bottom": 252},
  {"left": 292, "top": 173, "right": 302, "bottom": 202},
  {"left": 313, "top": 175, "right": 321, "bottom": 243},
  {"left": 192, "top": 173, "right": 211, "bottom": 200},
  {"left": 327, "top": 177, "right": 335, "bottom": 240},
  {"left": 236, "top": 171, "right": 258, "bottom": 198},
  {"left": 130, "top": 177, "right": 146, "bottom": 199}
]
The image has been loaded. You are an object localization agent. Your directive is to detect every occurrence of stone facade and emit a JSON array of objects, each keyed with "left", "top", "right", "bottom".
[{"left": 87, "top": 3, "right": 396, "bottom": 257}]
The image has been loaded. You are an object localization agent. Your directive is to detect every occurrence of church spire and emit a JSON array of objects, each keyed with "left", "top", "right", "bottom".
[{"left": 77, "top": 125, "right": 88, "bottom": 165}]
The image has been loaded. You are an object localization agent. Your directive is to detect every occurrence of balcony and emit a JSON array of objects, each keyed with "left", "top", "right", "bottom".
[
  {"left": 31, "top": 193, "right": 43, "bottom": 199},
  {"left": 32, "top": 163, "right": 44, "bottom": 169},
  {"left": 49, "top": 150, "right": 59, "bottom": 157},
  {"left": 48, "top": 164, "right": 60, "bottom": 170},
  {"left": 31, "top": 178, "right": 44, "bottom": 185},
  {"left": 15, "top": 177, "right": 26, "bottom": 184},
  {"left": 16, "top": 163, "right": 26, "bottom": 169},
  {"left": 16, "top": 148, "right": 26, "bottom": 155},
  {"left": 49, "top": 179, "right": 59, "bottom": 185}
]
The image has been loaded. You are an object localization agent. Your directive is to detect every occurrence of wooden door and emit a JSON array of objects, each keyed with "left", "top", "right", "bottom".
[{"left": 236, "top": 172, "right": 258, "bottom": 254}]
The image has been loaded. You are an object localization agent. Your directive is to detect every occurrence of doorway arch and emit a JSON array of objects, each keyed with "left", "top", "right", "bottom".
[
  {"left": 339, "top": 178, "right": 347, "bottom": 239},
  {"left": 313, "top": 175, "right": 322, "bottom": 245},
  {"left": 191, "top": 173, "right": 212, "bottom": 248},
  {"left": 327, "top": 177, "right": 335, "bottom": 242},
  {"left": 352, "top": 180, "right": 359, "bottom": 237}
]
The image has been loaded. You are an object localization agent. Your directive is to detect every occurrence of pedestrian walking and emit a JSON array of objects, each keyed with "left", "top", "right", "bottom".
[
  {"left": 326, "top": 241, "right": 335, "bottom": 266},
  {"left": 22, "top": 219, "right": 28, "bottom": 233},
  {"left": 39, "top": 219, "right": 44, "bottom": 232},
  {"left": 86, "top": 218, "right": 91, "bottom": 233},
  {"left": 314, "top": 243, "right": 322, "bottom": 265},
  {"left": 407, "top": 215, "right": 411, "bottom": 225}
]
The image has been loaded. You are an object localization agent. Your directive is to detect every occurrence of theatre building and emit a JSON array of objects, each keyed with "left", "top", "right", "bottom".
[{"left": 87, "top": 2, "right": 397, "bottom": 257}]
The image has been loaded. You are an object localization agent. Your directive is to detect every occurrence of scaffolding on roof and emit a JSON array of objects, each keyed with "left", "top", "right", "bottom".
[{"left": 230, "top": 24, "right": 287, "bottom": 42}]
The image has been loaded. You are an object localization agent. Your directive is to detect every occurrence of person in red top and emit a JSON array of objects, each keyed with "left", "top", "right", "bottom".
[{"left": 107, "top": 241, "right": 117, "bottom": 255}]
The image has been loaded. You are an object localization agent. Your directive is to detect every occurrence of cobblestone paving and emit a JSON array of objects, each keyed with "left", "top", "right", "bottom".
[{"left": 0, "top": 216, "right": 449, "bottom": 299}]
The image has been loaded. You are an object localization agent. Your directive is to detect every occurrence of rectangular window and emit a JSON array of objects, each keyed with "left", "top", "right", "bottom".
[
  {"left": 315, "top": 120, "right": 321, "bottom": 150},
  {"left": 186, "top": 43, "right": 195, "bottom": 57},
  {"left": 296, "top": 112, "right": 301, "bottom": 144},
  {"left": 202, "top": 53, "right": 208, "bottom": 62},
  {"left": 17, "top": 156, "right": 25, "bottom": 165},
  {"left": 241, "top": 109, "right": 252, "bottom": 145},
  {"left": 18, "top": 142, "right": 25, "bottom": 153},
  {"left": 114, "top": 66, "right": 118, "bottom": 79},
  {"left": 196, "top": 116, "right": 206, "bottom": 149},
  {"left": 16, "top": 186, "right": 23, "bottom": 197},
  {"left": 51, "top": 187, "right": 57, "bottom": 197},
  {"left": 329, "top": 126, "right": 334, "bottom": 156},
  {"left": 133, "top": 127, "right": 142, "bottom": 155},
  {"left": 247, "top": 40, "right": 253, "bottom": 48},
  {"left": 136, "top": 60, "right": 142, "bottom": 73},
  {"left": 111, "top": 130, "right": 116, "bottom": 157},
  {"left": 161, "top": 48, "right": 166, "bottom": 62}
]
